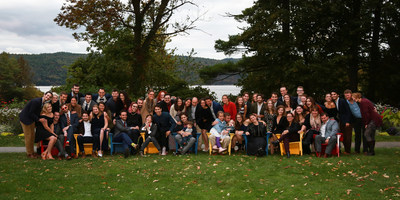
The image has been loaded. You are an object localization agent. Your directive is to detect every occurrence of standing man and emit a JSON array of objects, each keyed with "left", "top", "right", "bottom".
[
  {"left": 205, "top": 97, "right": 224, "bottom": 120},
  {"left": 93, "top": 88, "right": 110, "bottom": 104},
  {"left": 295, "top": 86, "right": 305, "bottom": 105},
  {"left": 271, "top": 92, "right": 284, "bottom": 108},
  {"left": 19, "top": 91, "right": 53, "bottom": 158},
  {"left": 66, "top": 84, "right": 83, "bottom": 104},
  {"left": 80, "top": 93, "right": 96, "bottom": 113},
  {"left": 279, "top": 86, "right": 288, "bottom": 103},
  {"left": 331, "top": 90, "right": 352, "bottom": 154},
  {"left": 251, "top": 94, "right": 266, "bottom": 120},
  {"left": 243, "top": 92, "right": 252, "bottom": 118},
  {"left": 106, "top": 89, "right": 119, "bottom": 118},
  {"left": 352, "top": 93, "right": 383, "bottom": 156},
  {"left": 59, "top": 91, "right": 68, "bottom": 108},
  {"left": 344, "top": 89, "right": 367, "bottom": 154},
  {"left": 222, "top": 95, "right": 237, "bottom": 121},
  {"left": 153, "top": 105, "right": 176, "bottom": 155}
]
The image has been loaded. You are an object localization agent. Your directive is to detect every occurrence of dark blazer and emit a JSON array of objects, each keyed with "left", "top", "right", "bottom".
[
  {"left": 141, "top": 123, "right": 158, "bottom": 137},
  {"left": 250, "top": 102, "right": 267, "bottom": 115},
  {"left": 80, "top": 99, "right": 97, "bottom": 113},
  {"left": 19, "top": 97, "right": 43, "bottom": 125},
  {"left": 51, "top": 101, "right": 60, "bottom": 113},
  {"left": 159, "top": 100, "right": 171, "bottom": 113},
  {"left": 127, "top": 112, "right": 142, "bottom": 127},
  {"left": 153, "top": 112, "right": 176, "bottom": 133},
  {"left": 92, "top": 93, "right": 112, "bottom": 104},
  {"left": 210, "top": 101, "right": 224, "bottom": 117},
  {"left": 336, "top": 97, "right": 352, "bottom": 124},
  {"left": 66, "top": 92, "right": 84, "bottom": 104},
  {"left": 114, "top": 119, "right": 130, "bottom": 138},
  {"left": 59, "top": 112, "right": 79, "bottom": 133}
]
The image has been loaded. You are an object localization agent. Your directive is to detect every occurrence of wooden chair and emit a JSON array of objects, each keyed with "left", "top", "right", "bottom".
[
  {"left": 206, "top": 132, "right": 235, "bottom": 155},
  {"left": 172, "top": 132, "right": 202, "bottom": 155},
  {"left": 73, "top": 134, "right": 95, "bottom": 156},
  {"left": 276, "top": 132, "right": 304, "bottom": 156},
  {"left": 140, "top": 132, "right": 159, "bottom": 154}
]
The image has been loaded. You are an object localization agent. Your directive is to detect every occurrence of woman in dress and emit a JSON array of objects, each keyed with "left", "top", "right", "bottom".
[
  {"left": 231, "top": 113, "right": 249, "bottom": 152},
  {"left": 90, "top": 105, "right": 108, "bottom": 157},
  {"left": 245, "top": 114, "right": 267, "bottom": 156},
  {"left": 273, "top": 112, "right": 301, "bottom": 158},
  {"left": 195, "top": 99, "right": 214, "bottom": 152},
  {"left": 116, "top": 91, "right": 132, "bottom": 116},
  {"left": 271, "top": 105, "right": 288, "bottom": 154},
  {"left": 35, "top": 103, "right": 58, "bottom": 160},
  {"left": 294, "top": 105, "right": 306, "bottom": 125},
  {"left": 323, "top": 93, "right": 337, "bottom": 119},
  {"left": 283, "top": 94, "right": 296, "bottom": 114},
  {"left": 263, "top": 99, "right": 276, "bottom": 132},
  {"left": 235, "top": 96, "right": 247, "bottom": 119}
]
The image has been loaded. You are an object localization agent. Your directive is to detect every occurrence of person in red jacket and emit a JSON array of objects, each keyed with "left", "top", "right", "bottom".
[
  {"left": 222, "top": 95, "right": 237, "bottom": 121},
  {"left": 352, "top": 92, "right": 383, "bottom": 156}
]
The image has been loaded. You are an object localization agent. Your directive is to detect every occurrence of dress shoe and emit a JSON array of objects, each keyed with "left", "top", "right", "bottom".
[
  {"left": 66, "top": 155, "right": 72, "bottom": 160},
  {"left": 124, "top": 148, "right": 130, "bottom": 158}
]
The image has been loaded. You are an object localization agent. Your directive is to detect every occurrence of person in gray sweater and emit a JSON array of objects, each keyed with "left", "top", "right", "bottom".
[{"left": 315, "top": 112, "right": 340, "bottom": 157}]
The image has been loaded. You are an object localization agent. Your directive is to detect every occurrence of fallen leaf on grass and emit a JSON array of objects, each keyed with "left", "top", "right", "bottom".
[
  {"left": 347, "top": 189, "right": 352, "bottom": 195},
  {"left": 153, "top": 180, "right": 159, "bottom": 183},
  {"left": 383, "top": 174, "right": 390, "bottom": 178}
]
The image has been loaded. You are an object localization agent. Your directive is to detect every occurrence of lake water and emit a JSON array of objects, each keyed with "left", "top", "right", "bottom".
[{"left": 36, "top": 85, "right": 242, "bottom": 101}]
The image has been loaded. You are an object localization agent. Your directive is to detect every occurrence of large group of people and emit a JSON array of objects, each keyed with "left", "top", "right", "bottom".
[{"left": 19, "top": 84, "right": 383, "bottom": 160}]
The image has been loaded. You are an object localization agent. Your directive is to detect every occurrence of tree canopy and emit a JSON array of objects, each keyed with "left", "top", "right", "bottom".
[{"left": 201, "top": 0, "right": 400, "bottom": 106}]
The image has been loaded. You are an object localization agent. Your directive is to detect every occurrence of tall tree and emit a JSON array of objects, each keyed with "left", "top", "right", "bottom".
[{"left": 55, "top": 0, "right": 198, "bottom": 96}]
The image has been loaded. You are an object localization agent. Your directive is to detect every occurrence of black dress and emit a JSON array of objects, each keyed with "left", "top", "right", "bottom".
[
  {"left": 195, "top": 107, "right": 213, "bottom": 131},
  {"left": 91, "top": 113, "right": 105, "bottom": 135},
  {"left": 325, "top": 107, "right": 337, "bottom": 119},
  {"left": 246, "top": 123, "right": 267, "bottom": 156},
  {"left": 35, "top": 115, "right": 54, "bottom": 142},
  {"left": 271, "top": 116, "right": 288, "bottom": 134}
]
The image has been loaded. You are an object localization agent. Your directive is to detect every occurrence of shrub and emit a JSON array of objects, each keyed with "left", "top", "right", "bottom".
[{"left": 0, "top": 99, "right": 26, "bottom": 134}]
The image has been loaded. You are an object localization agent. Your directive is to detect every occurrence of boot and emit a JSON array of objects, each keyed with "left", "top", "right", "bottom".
[{"left": 367, "top": 141, "right": 375, "bottom": 156}]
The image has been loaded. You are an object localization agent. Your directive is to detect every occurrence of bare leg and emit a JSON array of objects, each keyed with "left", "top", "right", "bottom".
[
  {"left": 201, "top": 129, "right": 209, "bottom": 151},
  {"left": 99, "top": 129, "right": 104, "bottom": 155},
  {"left": 45, "top": 136, "right": 57, "bottom": 159}
]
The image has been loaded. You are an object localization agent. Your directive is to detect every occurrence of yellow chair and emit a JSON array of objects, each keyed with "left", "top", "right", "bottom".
[
  {"left": 140, "top": 132, "right": 159, "bottom": 154},
  {"left": 276, "top": 132, "right": 304, "bottom": 156},
  {"left": 207, "top": 132, "right": 235, "bottom": 155},
  {"left": 74, "top": 134, "right": 94, "bottom": 156}
]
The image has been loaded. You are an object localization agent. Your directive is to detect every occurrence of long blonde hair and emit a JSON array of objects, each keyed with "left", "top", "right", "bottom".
[{"left": 41, "top": 103, "right": 52, "bottom": 114}]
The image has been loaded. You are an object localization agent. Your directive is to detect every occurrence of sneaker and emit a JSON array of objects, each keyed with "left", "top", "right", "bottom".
[
  {"left": 218, "top": 147, "right": 226, "bottom": 153},
  {"left": 234, "top": 146, "right": 239, "bottom": 151},
  {"left": 131, "top": 143, "right": 137, "bottom": 149},
  {"left": 161, "top": 147, "right": 167, "bottom": 156},
  {"left": 98, "top": 152, "right": 103, "bottom": 157}
]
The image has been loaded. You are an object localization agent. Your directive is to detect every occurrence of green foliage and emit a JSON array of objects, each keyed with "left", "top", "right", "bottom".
[
  {"left": 381, "top": 109, "right": 400, "bottom": 131},
  {"left": 203, "top": 0, "right": 400, "bottom": 105},
  {"left": 0, "top": 99, "right": 27, "bottom": 134}
]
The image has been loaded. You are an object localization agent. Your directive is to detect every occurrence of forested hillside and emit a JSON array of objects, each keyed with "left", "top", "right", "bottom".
[{"left": 11, "top": 52, "right": 239, "bottom": 86}]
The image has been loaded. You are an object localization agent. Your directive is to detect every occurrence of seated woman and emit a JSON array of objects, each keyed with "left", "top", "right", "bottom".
[
  {"left": 139, "top": 115, "right": 161, "bottom": 156},
  {"left": 271, "top": 105, "right": 288, "bottom": 154},
  {"left": 323, "top": 93, "right": 337, "bottom": 119},
  {"left": 77, "top": 112, "right": 98, "bottom": 158},
  {"left": 174, "top": 113, "right": 196, "bottom": 155},
  {"left": 299, "top": 106, "right": 322, "bottom": 154},
  {"left": 272, "top": 112, "right": 301, "bottom": 158},
  {"left": 245, "top": 114, "right": 267, "bottom": 156},
  {"left": 90, "top": 105, "right": 108, "bottom": 157},
  {"left": 294, "top": 105, "right": 306, "bottom": 125},
  {"left": 35, "top": 103, "right": 58, "bottom": 160},
  {"left": 98, "top": 102, "right": 112, "bottom": 151},
  {"left": 304, "top": 97, "right": 323, "bottom": 115},
  {"left": 232, "top": 113, "right": 249, "bottom": 152},
  {"left": 209, "top": 111, "right": 230, "bottom": 153},
  {"left": 170, "top": 97, "right": 185, "bottom": 123}
]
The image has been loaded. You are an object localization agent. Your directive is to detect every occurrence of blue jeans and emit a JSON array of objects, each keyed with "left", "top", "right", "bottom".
[{"left": 113, "top": 132, "right": 133, "bottom": 150}]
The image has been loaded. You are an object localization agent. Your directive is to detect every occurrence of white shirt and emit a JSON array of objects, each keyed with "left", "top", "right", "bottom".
[
  {"left": 320, "top": 122, "right": 327, "bottom": 138},
  {"left": 191, "top": 105, "right": 196, "bottom": 120},
  {"left": 257, "top": 103, "right": 263, "bottom": 115},
  {"left": 83, "top": 121, "right": 92, "bottom": 137},
  {"left": 335, "top": 98, "right": 339, "bottom": 111}
]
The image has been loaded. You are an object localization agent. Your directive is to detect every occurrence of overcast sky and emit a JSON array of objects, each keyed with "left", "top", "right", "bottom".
[{"left": 0, "top": 0, "right": 253, "bottom": 59}]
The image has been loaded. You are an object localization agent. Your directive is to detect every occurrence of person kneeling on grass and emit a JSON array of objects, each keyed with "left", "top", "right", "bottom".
[
  {"left": 139, "top": 115, "right": 161, "bottom": 156},
  {"left": 77, "top": 112, "right": 98, "bottom": 158},
  {"left": 314, "top": 112, "right": 340, "bottom": 157},
  {"left": 209, "top": 111, "right": 230, "bottom": 153},
  {"left": 114, "top": 110, "right": 138, "bottom": 158},
  {"left": 174, "top": 114, "right": 196, "bottom": 155}
]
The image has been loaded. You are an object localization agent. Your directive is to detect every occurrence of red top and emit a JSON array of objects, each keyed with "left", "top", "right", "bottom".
[
  {"left": 223, "top": 101, "right": 237, "bottom": 121},
  {"left": 359, "top": 98, "right": 383, "bottom": 127}
]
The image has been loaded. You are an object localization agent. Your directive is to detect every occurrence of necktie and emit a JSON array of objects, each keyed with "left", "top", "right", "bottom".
[
  {"left": 123, "top": 121, "right": 126, "bottom": 127},
  {"left": 85, "top": 103, "right": 89, "bottom": 111},
  {"left": 66, "top": 114, "right": 71, "bottom": 126}
]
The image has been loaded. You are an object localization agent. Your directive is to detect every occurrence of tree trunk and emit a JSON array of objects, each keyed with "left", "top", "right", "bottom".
[
  {"left": 348, "top": 0, "right": 361, "bottom": 92},
  {"left": 368, "top": 0, "right": 382, "bottom": 100}
]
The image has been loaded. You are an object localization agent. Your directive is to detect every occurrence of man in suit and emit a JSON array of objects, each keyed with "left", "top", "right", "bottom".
[
  {"left": 271, "top": 92, "right": 284, "bottom": 108},
  {"left": 331, "top": 90, "right": 353, "bottom": 154},
  {"left": 80, "top": 93, "right": 96, "bottom": 114},
  {"left": 250, "top": 94, "right": 267, "bottom": 120},
  {"left": 243, "top": 92, "right": 252, "bottom": 119},
  {"left": 66, "top": 84, "right": 83, "bottom": 104},
  {"left": 19, "top": 91, "right": 53, "bottom": 158},
  {"left": 113, "top": 110, "right": 137, "bottom": 158},
  {"left": 92, "top": 88, "right": 111, "bottom": 104},
  {"left": 315, "top": 113, "right": 340, "bottom": 157},
  {"left": 60, "top": 104, "right": 79, "bottom": 158},
  {"left": 205, "top": 97, "right": 224, "bottom": 120},
  {"left": 294, "top": 86, "right": 305, "bottom": 105},
  {"left": 279, "top": 86, "right": 296, "bottom": 104},
  {"left": 105, "top": 89, "right": 119, "bottom": 118}
]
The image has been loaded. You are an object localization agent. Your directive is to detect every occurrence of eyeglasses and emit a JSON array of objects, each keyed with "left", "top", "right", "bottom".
[{"left": 132, "top": 106, "right": 138, "bottom": 108}]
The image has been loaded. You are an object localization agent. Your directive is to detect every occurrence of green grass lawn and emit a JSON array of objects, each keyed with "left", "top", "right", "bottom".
[{"left": 1, "top": 149, "right": 399, "bottom": 199}]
